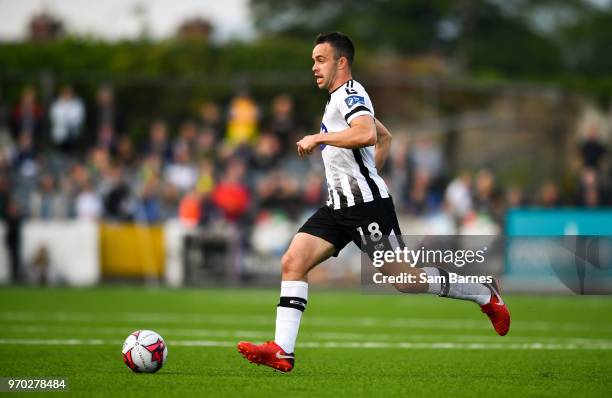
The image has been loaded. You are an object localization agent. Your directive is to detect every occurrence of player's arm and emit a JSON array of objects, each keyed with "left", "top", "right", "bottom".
[
  {"left": 317, "top": 115, "right": 376, "bottom": 148},
  {"left": 374, "top": 118, "right": 392, "bottom": 171},
  {"left": 296, "top": 115, "right": 376, "bottom": 157}
]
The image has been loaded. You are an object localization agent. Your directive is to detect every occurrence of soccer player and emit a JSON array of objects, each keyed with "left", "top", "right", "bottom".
[{"left": 238, "top": 32, "right": 510, "bottom": 372}]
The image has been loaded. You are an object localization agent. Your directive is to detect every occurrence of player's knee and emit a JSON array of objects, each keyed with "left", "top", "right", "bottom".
[
  {"left": 394, "top": 282, "right": 412, "bottom": 293},
  {"left": 281, "top": 251, "right": 306, "bottom": 279},
  {"left": 393, "top": 282, "right": 423, "bottom": 294}
]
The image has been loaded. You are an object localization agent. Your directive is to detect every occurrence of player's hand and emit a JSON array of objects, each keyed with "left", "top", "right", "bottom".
[{"left": 296, "top": 134, "right": 320, "bottom": 158}]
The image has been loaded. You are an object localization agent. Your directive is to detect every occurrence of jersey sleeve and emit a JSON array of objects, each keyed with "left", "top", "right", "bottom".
[{"left": 337, "top": 81, "right": 374, "bottom": 125}]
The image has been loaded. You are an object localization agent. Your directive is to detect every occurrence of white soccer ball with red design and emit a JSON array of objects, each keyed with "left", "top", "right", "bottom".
[{"left": 122, "top": 330, "right": 168, "bottom": 373}]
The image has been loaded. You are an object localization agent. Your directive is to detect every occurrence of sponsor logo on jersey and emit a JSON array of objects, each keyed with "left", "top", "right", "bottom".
[{"left": 345, "top": 95, "right": 365, "bottom": 108}]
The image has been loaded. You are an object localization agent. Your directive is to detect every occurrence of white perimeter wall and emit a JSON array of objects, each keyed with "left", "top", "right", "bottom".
[
  {"left": 0, "top": 220, "right": 188, "bottom": 287},
  {"left": 0, "top": 220, "right": 100, "bottom": 286}
]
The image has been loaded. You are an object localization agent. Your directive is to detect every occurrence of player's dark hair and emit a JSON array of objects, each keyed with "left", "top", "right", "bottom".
[{"left": 315, "top": 32, "right": 355, "bottom": 66}]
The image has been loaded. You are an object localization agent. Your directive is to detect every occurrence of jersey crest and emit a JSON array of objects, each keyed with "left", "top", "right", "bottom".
[{"left": 345, "top": 95, "right": 365, "bottom": 108}]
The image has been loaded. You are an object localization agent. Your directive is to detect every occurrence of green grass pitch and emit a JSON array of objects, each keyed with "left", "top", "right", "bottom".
[{"left": 0, "top": 287, "right": 611, "bottom": 397}]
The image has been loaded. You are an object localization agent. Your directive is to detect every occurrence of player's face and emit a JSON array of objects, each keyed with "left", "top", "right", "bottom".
[{"left": 312, "top": 43, "right": 338, "bottom": 91}]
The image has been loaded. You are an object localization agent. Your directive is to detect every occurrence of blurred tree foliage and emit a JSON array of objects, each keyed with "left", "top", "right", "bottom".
[
  {"left": 253, "top": 0, "right": 453, "bottom": 54},
  {"left": 251, "top": 0, "right": 612, "bottom": 93}
]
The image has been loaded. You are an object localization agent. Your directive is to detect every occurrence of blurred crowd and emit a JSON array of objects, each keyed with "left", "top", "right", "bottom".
[
  {"left": 0, "top": 83, "right": 610, "bottom": 241},
  {"left": 386, "top": 123, "right": 610, "bottom": 234},
  {"left": 0, "top": 85, "right": 327, "bottom": 229}
]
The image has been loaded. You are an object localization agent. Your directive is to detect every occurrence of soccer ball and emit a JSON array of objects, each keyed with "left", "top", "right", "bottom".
[{"left": 122, "top": 330, "right": 168, "bottom": 373}]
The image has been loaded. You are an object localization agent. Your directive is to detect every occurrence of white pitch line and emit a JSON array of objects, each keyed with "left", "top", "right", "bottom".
[
  {"left": 0, "top": 338, "right": 611, "bottom": 350},
  {"left": 3, "top": 324, "right": 612, "bottom": 345},
  {"left": 0, "top": 339, "right": 108, "bottom": 345},
  {"left": 1, "top": 311, "right": 609, "bottom": 333}
]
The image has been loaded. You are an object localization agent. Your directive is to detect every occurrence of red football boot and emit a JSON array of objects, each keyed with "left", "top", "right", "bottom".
[
  {"left": 480, "top": 280, "right": 511, "bottom": 336},
  {"left": 237, "top": 341, "right": 294, "bottom": 372}
]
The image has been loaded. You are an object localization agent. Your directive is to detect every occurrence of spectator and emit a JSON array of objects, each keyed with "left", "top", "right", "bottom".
[
  {"left": 472, "top": 168, "right": 504, "bottom": 223},
  {"left": 211, "top": 159, "right": 250, "bottom": 222},
  {"left": 405, "top": 169, "right": 435, "bottom": 215},
  {"left": 139, "top": 153, "right": 162, "bottom": 186},
  {"left": 4, "top": 198, "right": 23, "bottom": 283},
  {"left": 256, "top": 170, "right": 301, "bottom": 219},
  {"left": 159, "top": 182, "right": 180, "bottom": 220},
  {"left": 267, "top": 94, "right": 299, "bottom": 153},
  {"left": 144, "top": 120, "right": 172, "bottom": 163},
  {"left": 10, "top": 133, "right": 38, "bottom": 213},
  {"left": 194, "top": 159, "right": 215, "bottom": 196},
  {"left": 538, "top": 181, "right": 561, "bottom": 208},
  {"left": 194, "top": 129, "right": 217, "bottom": 161},
  {"left": 0, "top": 87, "right": 11, "bottom": 164},
  {"left": 12, "top": 132, "right": 37, "bottom": 178},
  {"left": 50, "top": 85, "right": 85, "bottom": 154},
  {"left": 90, "top": 84, "right": 121, "bottom": 151},
  {"left": 0, "top": 87, "right": 9, "bottom": 135},
  {"left": 86, "top": 147, "right": 111, "bottom": 188},
  {"left": 412, "top": 135, "right": 444, "bottom": 180},
  {"left": 103, "top": 165, "right": 136, "bottom": 221},
  {"left": 576, "top": 167, "right": 609, "bottom": 207},
  {"left": 174, "top": 120, "right": 198, "bottom": 159},
  {"left": 74, "top": 179, "right": 103, "bottom": 220},
  {"left": 96, "top": 124, "right": 116, "bottom": 152},
  {"left": 505, "top": 186, "right": 525, "bottom": 209},
  {"left": 579, "top": 124, "right": 607, "bottom": 170},
  {"left": 198, "top": 101, "right": 223, "bottom": 142},
  {"left": 388, "top": 134, "right": 414, "bottom": 206},
  {"left": 0, "top": 129, "right": 13, "bottom": 166},
  {"left": 225, "top": 91, "right": 259, "bottom": 147},
  {"left": 251, "top": 132, "right": 281, "bottom": 172},
  {"left": 92, "top": 84, "right": 122, "bottom": 136},
  {"left": 0, "top": 177, "right": 23, "bottom": 283},
  {"left": 178, "top": 189, "right": 202, "bottom": 227},
  {"left": 135, "top": 177, "right": 162, "bottom": 224},
  {"left": 115, "top": 135, "right": 136, "bottom": 168},
  {"left": 29, "top": 173, "right": 69, "bottom": 219},
  {"left": 0, "top": 174, "right": 8, "bottom": 220},
  {"left": 10, "top": 86, "right": 44, "bottom": 141},
  {"left": 164, "top": 144, "right": 197, "bottom": 193},
  {"left": 69, "top": 163, "right": 93, "bottom": 216},
  {"left": 302, "top": 171, "right": 325, "bottom": 209},
  {"left": 444, "top": 171, "right": 472, "bottom": 221}
]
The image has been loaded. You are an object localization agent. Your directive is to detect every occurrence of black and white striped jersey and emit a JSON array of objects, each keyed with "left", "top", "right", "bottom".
[{"left": 320, "top": 79, "right": 390, "bottom": 209}]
